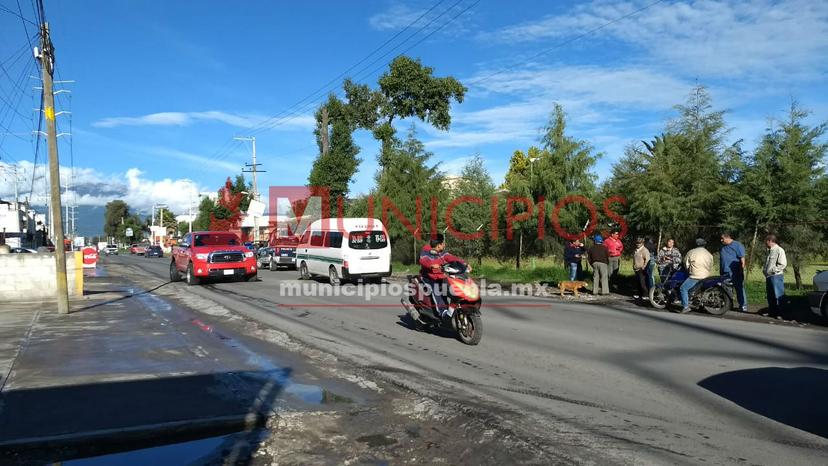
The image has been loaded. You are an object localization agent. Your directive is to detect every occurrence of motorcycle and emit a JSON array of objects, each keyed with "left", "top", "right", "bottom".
[
  {"left": 401, "top": 262, "right": 483, "bottom": 345},
  {"left": 649, "top": 267, "right": 736, "bottom": 315}
]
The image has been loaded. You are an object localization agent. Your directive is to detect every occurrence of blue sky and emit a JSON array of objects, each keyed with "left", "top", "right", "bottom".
[{"left": 1, "top": 0, "right": 826, "bottom": 217}]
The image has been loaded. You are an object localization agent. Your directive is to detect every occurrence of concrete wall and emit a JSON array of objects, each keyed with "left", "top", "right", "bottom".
[{"left": 0, "top": 252, "right": 83, "bottom": 303}]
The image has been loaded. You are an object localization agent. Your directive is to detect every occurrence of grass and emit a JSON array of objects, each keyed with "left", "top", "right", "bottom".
[{"left": 395, "top": 256, "right": 825, "bottom": 305}]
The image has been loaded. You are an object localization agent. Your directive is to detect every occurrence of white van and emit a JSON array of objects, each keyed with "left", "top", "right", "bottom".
[{"left": 296, "top": 218, "right": 391, "bottom": 284}]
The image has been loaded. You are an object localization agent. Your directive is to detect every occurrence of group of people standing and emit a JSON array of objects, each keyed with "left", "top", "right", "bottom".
[{"left": 564, "top": 232, "right": 789, "bottom": 316}]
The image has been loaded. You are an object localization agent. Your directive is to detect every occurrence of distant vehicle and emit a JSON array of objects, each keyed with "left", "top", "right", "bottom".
[
  {"left": 297, "top": 218, "right": 391, "bottom": 285},
  {"left": 809, "top": 270, "right": 828, "bottom": 319},
  {"left": 103, "top": 244, "right": 119, "bottom": 255},
  {"left": 268, "top": 235, "right": 299, "bottom": 270},
  {"left": 129, "top": 244, "right": 146, "bottom": 255},
  {"left": 256, "top": 247, "right": 275, "bottom": 269},
  {"left": 169, "top": 231, "right": 257, "bottom": 286},
  {"left": 10, "top": 247, "right": 37, "bottom": 253},
  {"left": 145, "top": 245, "right": 163, "bottom": 258}
]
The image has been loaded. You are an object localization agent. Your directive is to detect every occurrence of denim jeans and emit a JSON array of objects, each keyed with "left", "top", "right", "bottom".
[
  {"left": 724, "top": 271, "right": 748, "bottom": 309},
  {"left": 422, "top": 277, "right": 447, "bottom": 317},
  {"left": 680, "top": 278, "right": 700, "bottom": 308},
  {"left": 645, "top": 259, "right": 656, "bottom": 289},
  {"left": 765, "top": 274, "right": 785, "bottom": 315},
  {"left": 567, "top": 262, "right": 579, "bottom": 281}
]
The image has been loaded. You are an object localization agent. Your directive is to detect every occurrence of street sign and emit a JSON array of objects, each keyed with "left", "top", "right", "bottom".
[
  {"left": 126, "top": 227, "right": 133, "bottom": 237},
  {"left": 82, "top": 247, "right": 98, "bottom": 268}
]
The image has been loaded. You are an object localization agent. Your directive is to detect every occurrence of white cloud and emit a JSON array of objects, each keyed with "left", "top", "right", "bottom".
[
  {"left": 0, "top": 160, "right": 210, "bottom": 215},
  {"left": 486, "top": 0, "right": 828, "bottom": 79},
  {"left": 369, "top": 4, "right": 426, "bottom": 30},
  {"left": 92, "top": 110, "right": 315, "bottom": 132}
]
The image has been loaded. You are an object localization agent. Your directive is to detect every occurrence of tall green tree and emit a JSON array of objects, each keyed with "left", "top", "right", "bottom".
[
  {"left": 193, "top": 196, "right": 215, "bottom": 231},
  {"left": 374, "top": 125, "right": 445, "bottom": 263},
  {"left": 309, "top": 94, "right": 361, "bottom": 213},
  {"left": 450, "top": 154, "right": 496, "bottom": 264},
  {"left": 104, "top": 200, "right": 129, "bottom": 239},
  {"left": 741, "top": 102, "right": 827, "bottom": 287},
  {"left": 344, "top": 56, "right": 466, "bottom": 167}
]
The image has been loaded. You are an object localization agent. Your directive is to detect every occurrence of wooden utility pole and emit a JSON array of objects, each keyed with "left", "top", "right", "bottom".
[{"left": 38, "top": 22, "right": 70, "bottom": 314}]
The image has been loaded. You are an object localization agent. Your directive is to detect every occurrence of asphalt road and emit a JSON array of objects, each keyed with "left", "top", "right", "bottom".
[{"left": 113, "top": 254, "right": 828, "bottom": 465}]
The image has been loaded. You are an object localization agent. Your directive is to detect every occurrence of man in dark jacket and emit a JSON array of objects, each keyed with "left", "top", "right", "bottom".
[
  {"left": 587, "top": 235, "right": 610, "bottom": 295},
  {"left": 419, "top": 234, "right": 467, "bottom": 318},
  {"left": 564, "top": 239, "right": 585, "bottom": 281}
]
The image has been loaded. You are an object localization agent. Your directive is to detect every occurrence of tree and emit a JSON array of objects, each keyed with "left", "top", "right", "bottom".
[
  {"left": 344, "top": 56, "right": 466, "bottom": 167},
  {"left": 104, "top": 200, "right": 129, "bottom": 239},
  {"left": 309, "top": 94, "right": 361, "bottom": 212},
  {"left": 193, "top": 196, "right": 215, "bottom": 231},
  {"left": 231, "top": 175, "right": 253, "bottom": 212},
  {"left": 451, "top": 154, "right": 496, "bottom": 264},
  {"left": 741, "top": 102, "right": 827, "bottom": 287},
  {"left": 210, "top": 177, "right": 245, "bottom": 233},
  {"left": 375, "top": 125, "right": 445, "bottom": 263}
]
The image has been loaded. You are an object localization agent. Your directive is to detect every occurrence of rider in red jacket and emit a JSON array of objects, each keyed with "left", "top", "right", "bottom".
[{"left": 419, "top": 234, "right": 468, "bottom": 318}]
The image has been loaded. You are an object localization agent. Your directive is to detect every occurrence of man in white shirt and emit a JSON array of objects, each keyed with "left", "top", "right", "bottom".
[
  {"left": 680, "top": 238, "right": 714, "bottom": 313},
  {"left": 763, "top": 234, "right": 787, "bottom": 318}
]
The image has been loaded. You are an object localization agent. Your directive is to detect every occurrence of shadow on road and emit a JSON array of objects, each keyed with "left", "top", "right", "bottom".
[
  {"left": 698, "top": 367, "right": 828, "bottom": 439},
  {"left": 74, "top": 281, "right": 173, "bottom": 313},
  {"left": 0, "top": 369, "right": 288, "bottom": 465}
]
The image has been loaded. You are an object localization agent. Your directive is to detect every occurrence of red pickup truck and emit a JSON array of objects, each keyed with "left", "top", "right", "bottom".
[{"left": 169, "top": 231, "right": 257, "bottom": 285}]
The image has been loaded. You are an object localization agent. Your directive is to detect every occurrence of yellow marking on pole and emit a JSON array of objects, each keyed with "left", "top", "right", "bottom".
[
  {"left": 74, "top": 251, "right": 84, "bottom": 296},
  {"left": 45, "top": 106, "right": 55, "bottom": 120}
]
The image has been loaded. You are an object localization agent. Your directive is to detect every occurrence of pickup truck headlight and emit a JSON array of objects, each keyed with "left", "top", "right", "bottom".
[
  {"left": 195, "top": 253, "right": 209, "bottom": 260},
  {"left": 244, "top": 251, "right": 254, "bottom": 258}
]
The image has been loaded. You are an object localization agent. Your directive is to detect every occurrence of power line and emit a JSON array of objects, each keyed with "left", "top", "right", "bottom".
[
  {"left": 206, "top": 0, "right": 455, "bottom": 164},
  {"left": 0, "top": 3, "right": 36, "bottom": 25}
]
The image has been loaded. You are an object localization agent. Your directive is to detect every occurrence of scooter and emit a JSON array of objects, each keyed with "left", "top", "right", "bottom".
[
  {"left": 649, "top": 267, "right": 737, "bottom": 315},
  {"left": 402, "top": 262, "right": 483, "bottom": 345}
]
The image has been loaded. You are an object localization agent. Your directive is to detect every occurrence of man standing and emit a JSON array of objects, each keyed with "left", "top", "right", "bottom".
[
  {"left": 762, "top": 234, "right": 787, "bottom": 318},
  {"left": 680, "top": 238, "right": 714, "bottom": 313},
  {"left": 604, "top": 230, "right": 624, "bottom": 290},
  {"left": 587, "top": 235, "right": 610, "bottom": 295},
  {"left": 720, "top": 232, "right": 748, "bottom": 312},
  {"left": 564, "top": 239, "right": 585, "bottom": 281},
  {"left": 632, "top": 237, "right": 651, "bottom": 303},
  {"left": 644, "top": 237, "right": 657, "bottom": 290}
]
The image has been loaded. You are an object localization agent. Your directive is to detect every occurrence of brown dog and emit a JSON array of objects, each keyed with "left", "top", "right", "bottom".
[{"left": 558, "top": 280, "right": 588, "bottom": 297}]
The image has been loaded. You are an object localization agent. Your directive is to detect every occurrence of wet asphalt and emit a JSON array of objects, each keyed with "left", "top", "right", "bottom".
[{"left": 114, "top": 254, "right": 828, "bottom": 465}]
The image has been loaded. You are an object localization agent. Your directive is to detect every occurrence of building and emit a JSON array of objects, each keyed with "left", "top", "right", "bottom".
[{"left": 0, "top": 199, "right": 46, "bottom": 248}]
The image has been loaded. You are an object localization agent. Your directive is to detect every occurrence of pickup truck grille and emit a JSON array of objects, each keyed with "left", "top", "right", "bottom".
[{"left": 209, "top": 251, "right": 245, "bottom": 263}]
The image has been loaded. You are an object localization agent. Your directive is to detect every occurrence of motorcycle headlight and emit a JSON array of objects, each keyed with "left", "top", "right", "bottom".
[
  {"left": 245, "top": 251, "right": 254, "bottom": 258},
  {"left": 195, "top": 253, "right": 209, "bottom": 260}
]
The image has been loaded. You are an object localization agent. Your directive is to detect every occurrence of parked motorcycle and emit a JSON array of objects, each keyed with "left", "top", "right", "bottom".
[
  {"left": 402, "top": 262, "right": 483, "bottom": 345},
  {"left": 649, "top": 268, "right": 736, "bottom": 315}
]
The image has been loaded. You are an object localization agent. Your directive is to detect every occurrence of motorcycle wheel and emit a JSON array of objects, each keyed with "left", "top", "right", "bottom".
[
  {"left": 454, "top": 311, "right": 482, "bottom": 345},
  {"left": 702, "top": 287, "right": 731, "bottom": 315},
  {"left": 649, "top": 286, "right": 668, "bottom": 309}
]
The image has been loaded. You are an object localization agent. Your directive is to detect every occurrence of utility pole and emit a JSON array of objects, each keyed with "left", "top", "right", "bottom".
[
  {"left": 37, "top": 21, "right": 70, "bottom": 314},
  {"left": 237, "top": 136, "right": 265, "bottom": 242}
]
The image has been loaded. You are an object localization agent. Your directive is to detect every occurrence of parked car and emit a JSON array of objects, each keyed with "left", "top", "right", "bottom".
[
  {"left": 269, "top": 236, "right": 299, "bottom": 270},
  {"left": 129, "top": 244, "right": 147, "bottom": 255},
  {"left": 10, "top": 247, "right": 37, "bottom": 253},
  {"left": 256, "top": 247, "right": 275, "bottom": 269},
  {"left": 169, "top": 231, "right": 257, "bottom": 285},
  {"left": 103, "top": 244, "right": 119, "bottom": 255},
  {"left": 808, "top": 270, "right": 828, "bottom": 319},
  {"left": 145, "top": 245, "right": 164, "bottom": 258}
]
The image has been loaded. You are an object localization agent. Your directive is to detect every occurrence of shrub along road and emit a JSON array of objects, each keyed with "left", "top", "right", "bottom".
[{"left": 116, "top": 254, "right": 828, "bottom": 465}]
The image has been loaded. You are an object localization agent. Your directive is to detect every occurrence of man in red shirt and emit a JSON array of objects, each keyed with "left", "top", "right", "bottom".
[
  {"left": 419, "top": 234, "right": 468, "bottom": 318},
  {"left": 604, "top": 230, "right": 624, "bottom": 291}
]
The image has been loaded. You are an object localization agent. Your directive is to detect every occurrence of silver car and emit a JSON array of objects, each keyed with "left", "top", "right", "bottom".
[{"left": 808, "top": 270, "right": 828, "bottom": 319}]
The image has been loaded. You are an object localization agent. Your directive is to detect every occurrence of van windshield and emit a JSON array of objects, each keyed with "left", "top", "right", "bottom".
[{"left": 348, "top": 231, "right": 387, "bottom": 250}]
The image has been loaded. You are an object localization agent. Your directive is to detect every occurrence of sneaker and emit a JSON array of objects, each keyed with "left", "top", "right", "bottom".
[
  {"left": 633, "top": 295, "right": 640, "bottom": 300},
  {"left": 741, "top": 306, "right": 749, "bottom": 313},
  {"left": 680, "top": 307, "right": 691, "bottom": 313}
]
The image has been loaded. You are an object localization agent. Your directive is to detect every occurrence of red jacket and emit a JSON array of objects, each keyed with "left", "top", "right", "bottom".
[
  {"left": 419, "top": 245, "right": 465, "bottom": 280},
  {"left": 605, "top": 236, "right": 624, "bottom": 257}
]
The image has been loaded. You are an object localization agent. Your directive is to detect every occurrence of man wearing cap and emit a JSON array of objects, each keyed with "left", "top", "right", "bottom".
[
  {"left": 587, "top": 235, "right": 610, "bottom": 295},
  {"left": 720, "top": 232, "right": 748, "bottom": 312},
  {"left": 680, "top": 238, "right": 714, "bottom": 313}
]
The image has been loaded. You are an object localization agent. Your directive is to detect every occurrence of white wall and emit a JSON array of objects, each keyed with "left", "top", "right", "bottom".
[{"left": 0, "top": 252, "right": 82, "bottom": 302}]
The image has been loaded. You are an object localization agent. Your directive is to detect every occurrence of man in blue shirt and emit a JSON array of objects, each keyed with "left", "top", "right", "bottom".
[{"left": 720, "top": 232, "right": 748, "bottom": 312}]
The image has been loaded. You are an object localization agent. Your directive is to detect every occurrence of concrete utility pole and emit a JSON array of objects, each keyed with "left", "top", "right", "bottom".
[
  {"left": 237, "top": 136, "right": 265, "bottom": 242},
  {"left": 37, "top": 22, "right": 70, "bottom": 314}
]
